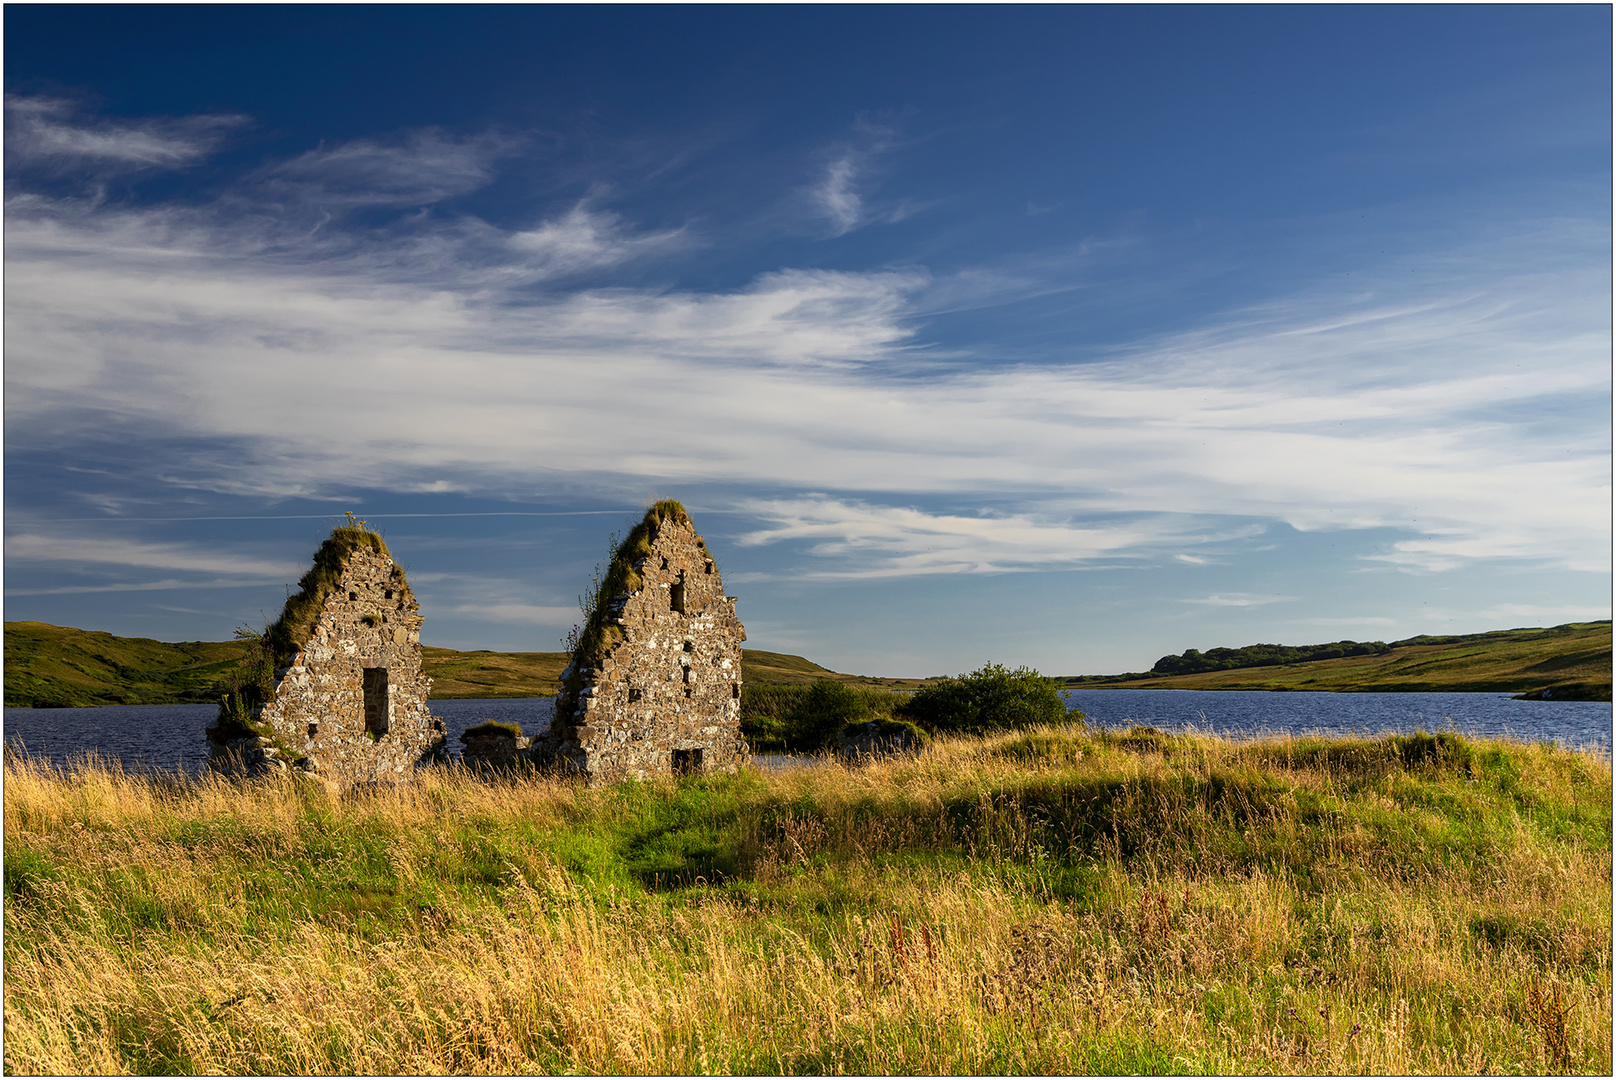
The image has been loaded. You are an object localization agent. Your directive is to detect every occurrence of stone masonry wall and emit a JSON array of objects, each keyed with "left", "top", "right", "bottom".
[
  {"left": 541, "top": 513, "right": 747, "bottom": 782},
  {"left": 250, "top": 546, "right": 446, "bottom": 782}
]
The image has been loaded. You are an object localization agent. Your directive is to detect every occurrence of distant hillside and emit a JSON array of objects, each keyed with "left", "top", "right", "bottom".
[
  {"left": 8, "top": 619, "right": 1608, "bottom": 707},
  {"left": 2, "top": 622, "right": 248, "bottom": 708},
  {"left": 1, "top": 622, "right": 903, "bottom": 706},
  {"left": 1063, "top": 622, "right": 1611, "bottom": 700}
]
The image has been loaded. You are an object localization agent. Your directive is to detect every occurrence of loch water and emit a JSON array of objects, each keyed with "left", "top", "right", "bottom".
[{"left": 3, "top": 690, "right": 1609, "bottom": 777}]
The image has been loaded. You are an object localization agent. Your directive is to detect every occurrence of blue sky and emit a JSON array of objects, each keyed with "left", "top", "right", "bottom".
[{"left": 4, "top": 6, "right": 1610, "bottom": 676}]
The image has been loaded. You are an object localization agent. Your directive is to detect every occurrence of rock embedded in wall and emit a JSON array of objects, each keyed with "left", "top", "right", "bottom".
[{"left": 534, "top": 501, "right": 748, "bottom": 783}]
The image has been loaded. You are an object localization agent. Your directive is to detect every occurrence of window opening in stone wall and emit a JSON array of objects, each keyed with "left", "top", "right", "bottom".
[
  {"left": 363, "top": 667, "right": 389, "bottom": 737},
  {"left": 670, "top": 578, "right": 686, "bottom": 614},
  {"left": 629, "top": 688, "right": 642, "bottom": 702},
  {"left": 705, "top": 560, "right": 714, "bottom": 574},
  {"left": 732, "top": 683, "right": 740, "bottom": 700},
  {"left": 349, "top": 591, "right": 359, "bottom": 601},
  {"left": 673, "top": 748, "right": 702, "bottom": 776}
]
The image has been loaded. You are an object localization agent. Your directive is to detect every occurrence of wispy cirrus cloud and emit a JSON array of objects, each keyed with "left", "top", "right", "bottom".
[
  {"left": 257, "top": 127, "right": 516, "bottom": 209},
  {"left": 4, "top": 533, "right": 303, "bottom": 579},
  {"left": 730, "top": 497, "right": 1260, "bottom": 579},
  {"left": 1180, "top": 593, "right": 1300, "bottom": 608},
  {"left": 505, "top": 202, "right": 687, "bottom": 277},
  {"left": 806, "top": 118, "right": 921, "bottom": 237},
  {"left": 5, "top": 95, "right": 246, "bottom": 173}
]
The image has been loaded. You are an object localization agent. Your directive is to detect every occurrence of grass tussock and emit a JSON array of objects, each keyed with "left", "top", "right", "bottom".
[{"left": 4, "top": 728, "right": 1610, "bottom": 1075}]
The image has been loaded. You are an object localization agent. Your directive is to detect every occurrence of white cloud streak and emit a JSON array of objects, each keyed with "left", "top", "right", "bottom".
[
  {"left": 731, "top": 497, "right": 1243, "bottom": 578},
  {"left": 1180, "top": 594, "right": 1301, "bottom": 608},
  {"left": 5, "top": 534, "right": 304, "bottom": 579},
  {"left": 258, "top": 128, "right": 513, "bottom": 209},
  {"left": 5, "top": 95, "right": 246, "bottom": 172}
]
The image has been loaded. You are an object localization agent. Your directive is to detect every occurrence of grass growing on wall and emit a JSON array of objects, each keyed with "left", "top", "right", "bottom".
[
  {"left": 263, "top": 523, "right": 395, "bottom": 671},
  {"left": 556, "top": 500, "right": 706, "bottom": 718},
  {"left": 5, "top": 728, "right": 1609, "bottom": 1075}
]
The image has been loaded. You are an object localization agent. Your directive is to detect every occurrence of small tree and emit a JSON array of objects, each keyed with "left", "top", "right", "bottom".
[{"left": 896, "top": 662, "right": 1080, "bottom": 736}]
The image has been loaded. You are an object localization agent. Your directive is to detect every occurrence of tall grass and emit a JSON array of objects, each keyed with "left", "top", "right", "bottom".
[{"left": 5, "top": 728, "right": 1610, "bottom": 1074}]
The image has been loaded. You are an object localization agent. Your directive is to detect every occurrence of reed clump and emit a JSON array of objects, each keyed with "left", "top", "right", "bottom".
[{"left": 4, "top": 729, "right": 1609, "bottom": 1075}]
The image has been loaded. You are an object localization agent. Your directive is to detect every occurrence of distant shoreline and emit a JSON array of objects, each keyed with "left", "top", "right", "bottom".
[{"left": 4, "top": 619, "right": 1609, "bottom": 707}]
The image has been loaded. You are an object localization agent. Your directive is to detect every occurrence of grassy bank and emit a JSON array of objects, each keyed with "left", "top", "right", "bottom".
[
  {"left": 1068, "top": 622, "right": 1612, "bottom": 700},
  {"left": 5, "top": 728, "right": 1609, "bottom": 1074}
]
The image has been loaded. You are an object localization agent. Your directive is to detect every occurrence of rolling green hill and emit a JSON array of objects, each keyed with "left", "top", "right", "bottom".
[
  {"left": 1061, "top": 621, "right": 1612, "bottom": 700},
  {"left": 1, "top": 622, "right": 908, "bottom": 707},
  {"left": 2, "top": 622, "right": 249, "bottom": 708}
]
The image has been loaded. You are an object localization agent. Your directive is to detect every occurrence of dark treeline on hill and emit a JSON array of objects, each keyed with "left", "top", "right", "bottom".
[{"left": 1152, "top": 639, "right": 1393, "bottom": 675}]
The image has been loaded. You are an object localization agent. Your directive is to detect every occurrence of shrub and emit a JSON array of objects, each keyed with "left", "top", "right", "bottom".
[
  {"left": 788, "top": 680, "right": 870, "bottom": 750},
  {"left": 896, "top": 662, "right": 1081, "bottom": 736},
  {"left": 740, "top": 682, "right": 901, "bottom": 752}
]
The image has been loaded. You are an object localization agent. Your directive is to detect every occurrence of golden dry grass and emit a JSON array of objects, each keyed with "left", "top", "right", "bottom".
[{"left": 4, "top": 727, "right": 1610, "bottom": 1074}]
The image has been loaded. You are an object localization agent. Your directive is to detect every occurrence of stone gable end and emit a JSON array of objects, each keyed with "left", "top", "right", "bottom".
[
  {"left": 212, "top": 535, "right": 447, "bottom": 782},
  {"left": 539, "top": 507, "right": 747, "bottom": 782}
]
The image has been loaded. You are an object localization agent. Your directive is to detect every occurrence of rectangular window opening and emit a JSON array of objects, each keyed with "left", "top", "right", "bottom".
[
  {"left": 732, "top": 683, "right": 740, "bottom": 700},
  {"left": 363, "top": 667, "right": 389, "bottom": 737},
  {"left": 672, "top": 748, "right": 703, "bottom": 776},
  {"left": 670, "top": 581, "right": 686, "bottom": 614}
]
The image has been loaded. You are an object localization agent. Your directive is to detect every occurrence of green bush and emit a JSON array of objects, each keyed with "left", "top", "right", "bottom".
[
  {"left": 896, "top": 662, "right": 1081, "bottom": 735},
  {"left": 788, "top": 680, "right": 869, "bottom": 750}
]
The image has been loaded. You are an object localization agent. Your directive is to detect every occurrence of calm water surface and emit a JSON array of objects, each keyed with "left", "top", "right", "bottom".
[{"left": 4, "top": 690, "right": 1608, "bottom": 776}]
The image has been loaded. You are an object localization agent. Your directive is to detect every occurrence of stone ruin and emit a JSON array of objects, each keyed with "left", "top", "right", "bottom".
[
  {"left": 206, "top": 525, "right": 447, "bottom": 782},
  {"left": 532, "top": 501, "right": 748, "bottom": 782}
]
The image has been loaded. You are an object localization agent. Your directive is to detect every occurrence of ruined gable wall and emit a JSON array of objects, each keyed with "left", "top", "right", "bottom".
[
  {"left": 256, "top": 546, "right": 446, "bottom": 782},
  {"left": 545, "top": 514, "right": 747, "bottom": 781}
]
